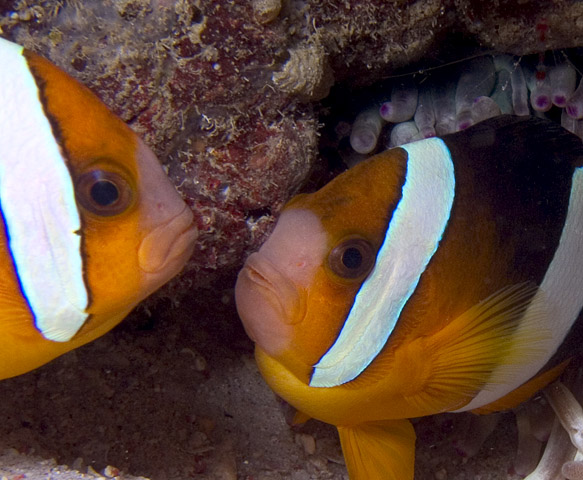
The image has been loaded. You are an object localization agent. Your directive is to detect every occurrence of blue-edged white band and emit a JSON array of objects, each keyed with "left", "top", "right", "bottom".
[
  {"left": 310, "top": 138, "right": 455, "bottom": 387},
  {"left": 0, "top": 37, "right": 88, "bottom": 342}
]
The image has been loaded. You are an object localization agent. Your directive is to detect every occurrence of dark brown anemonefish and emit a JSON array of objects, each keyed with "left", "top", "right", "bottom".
[
  {"left": 0, "top": 37, "right": 197, "bottom": 379},
  {"left": 235, "top": 115, "right": 583, "bottom": 479}
]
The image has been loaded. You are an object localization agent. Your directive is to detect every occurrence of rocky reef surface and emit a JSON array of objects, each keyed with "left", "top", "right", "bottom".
[
  {"left": 4, "top": 0, "right": 583, "bottom": 292},
  {"left": 2, "top": 1, "right": 583, "bottom": 479}
]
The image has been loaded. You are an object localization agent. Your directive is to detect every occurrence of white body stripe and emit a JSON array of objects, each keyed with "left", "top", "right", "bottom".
[
  {"left": 459, "top": 166, "right": 583, "bottom": 411},
  {"left": 0, "top": 37, "right": 88, "bottom": 341},
  {"left": 310, "top": 138, "right": 455, "bottom": 387}
]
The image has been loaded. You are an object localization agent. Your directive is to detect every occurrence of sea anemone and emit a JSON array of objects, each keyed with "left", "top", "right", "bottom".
[{"left": 347, "top": 52, "right": 583, "bottom": 156}]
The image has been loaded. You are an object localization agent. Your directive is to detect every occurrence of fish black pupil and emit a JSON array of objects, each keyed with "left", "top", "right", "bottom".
[
  {"left": 342, "top": 247, "right": 362, "bottom": 270},
  {"left": 90, "top": 180, "right": 119, "bottom": 207}
]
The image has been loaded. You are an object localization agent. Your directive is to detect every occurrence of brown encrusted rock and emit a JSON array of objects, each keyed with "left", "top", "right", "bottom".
[
  {"left": 454, "top": 0, "right": 583, "bottom": 55},
  {"left": 1, "top": 0, "right": 319, "bottom": 293},
  {"left": 3, "top": 0, "right": 583, "bottom": 297},
  {"left": 272, "top": 38, "right": 334, "bottom": 101},
  {"left": 302, "top": 0, "right": 451, "bottom": 85},
  {"left": 0, "top": 0, "right": 458, "bottom": 295},
  {"left": 252, "top": 0, "right": 283, "bottom": 25}
]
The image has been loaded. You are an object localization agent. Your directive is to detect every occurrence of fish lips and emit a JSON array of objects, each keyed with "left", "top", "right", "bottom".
[
  {"left": 138, "top": 205, "right": 197, "bottom": 275},
  {"left": 235, "top": 252, "right": 304, "bottom": 356}
]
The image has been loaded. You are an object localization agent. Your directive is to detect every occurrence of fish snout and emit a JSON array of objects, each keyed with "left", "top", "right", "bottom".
[
  {"left": 235, "top": 252, "right": 303, "bottom": 356},
  {"left": 138, "top": 204, "right": 197, "bottom": 275}
]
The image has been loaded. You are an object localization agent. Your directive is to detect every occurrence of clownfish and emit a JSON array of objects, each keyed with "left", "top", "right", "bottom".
[
  {"left": 236, "top": 115, "right": 583, "bottom": 479},
  {"left": 0, "top": 37, "right": 197, "bottom": 380}
]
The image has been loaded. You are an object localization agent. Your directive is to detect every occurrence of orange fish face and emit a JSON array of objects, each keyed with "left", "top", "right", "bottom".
[
  {"left": 74, "top": 139, "right": 197, "bottom": 333},
  {"left": 0, "top": 38, "right": 197, "bottom": 379},
  {"left": 22, "top": 49, "right": 198, "bottom": 336},
  {"left": 236, "top": 149, "right": 407, "bottom": 383}
]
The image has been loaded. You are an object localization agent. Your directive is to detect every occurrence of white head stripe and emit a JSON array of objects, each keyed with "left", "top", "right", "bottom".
[
  {"left": 0, "top": 37, "right": 88, "bottom": 341},
  {"left": 459, "top": 166, "right": 583, "bottom": 411},
  {"left": 310, "top": 138, "right": 455, "bottom": 387}
]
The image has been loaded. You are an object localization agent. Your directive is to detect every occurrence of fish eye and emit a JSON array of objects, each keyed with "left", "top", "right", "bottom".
[
  {"left": 91, "top": 179, "right": 119, "bottom": 206},
  {"left": 76, "top": 169, "right": 134, "bottom": 216},
  {"left": 328, "top": 237, "right": 375, "bottom": 280}
]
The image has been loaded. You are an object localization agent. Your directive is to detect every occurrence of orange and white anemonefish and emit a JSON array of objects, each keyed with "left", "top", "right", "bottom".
[
  {"left": 0, "top": 37, "right": 197, "bottom": 380},
  {"left": 236, "top": 115, "right": 583, "bottom": 479}
]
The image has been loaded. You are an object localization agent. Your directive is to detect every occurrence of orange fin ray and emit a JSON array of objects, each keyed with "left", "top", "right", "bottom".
[
  {"left": 404, "top": 283, "right": 550, "bottom": 413},
  {"left": 337, "top": 419, "right": 416, "bottom": 480}
]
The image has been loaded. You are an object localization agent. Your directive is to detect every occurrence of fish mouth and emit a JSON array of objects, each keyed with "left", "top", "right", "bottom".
[
  {"left": 235, "top": 253, "right": 303, "bottom": 355},
  {"left": 138, "top": 205, "right": 197, "bottom": 275}
]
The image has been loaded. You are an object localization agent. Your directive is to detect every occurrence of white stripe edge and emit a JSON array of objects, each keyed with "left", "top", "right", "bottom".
[
  {"left": 0, "top": 37, "right": 88, "bottom": 342},
  {"left": 310, "top": 138, "right": 455, "bottom": 387}
]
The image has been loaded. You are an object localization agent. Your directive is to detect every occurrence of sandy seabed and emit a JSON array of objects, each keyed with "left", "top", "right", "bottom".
[{"left": 0, "top": 277, "right": 522, "bottom": 480}]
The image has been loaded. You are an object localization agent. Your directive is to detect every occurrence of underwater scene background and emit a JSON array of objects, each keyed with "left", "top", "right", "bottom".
[{"left": 2, "top": 0, "right": 583, "bottom": 478}]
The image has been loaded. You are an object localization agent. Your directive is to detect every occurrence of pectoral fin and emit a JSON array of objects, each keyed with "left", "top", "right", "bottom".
[
  {"left": 402, "top": 283, "right": 550, "bottom": 413},
  {"left": 337, "top": 418, "right": 416, "bottom": 480}
]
